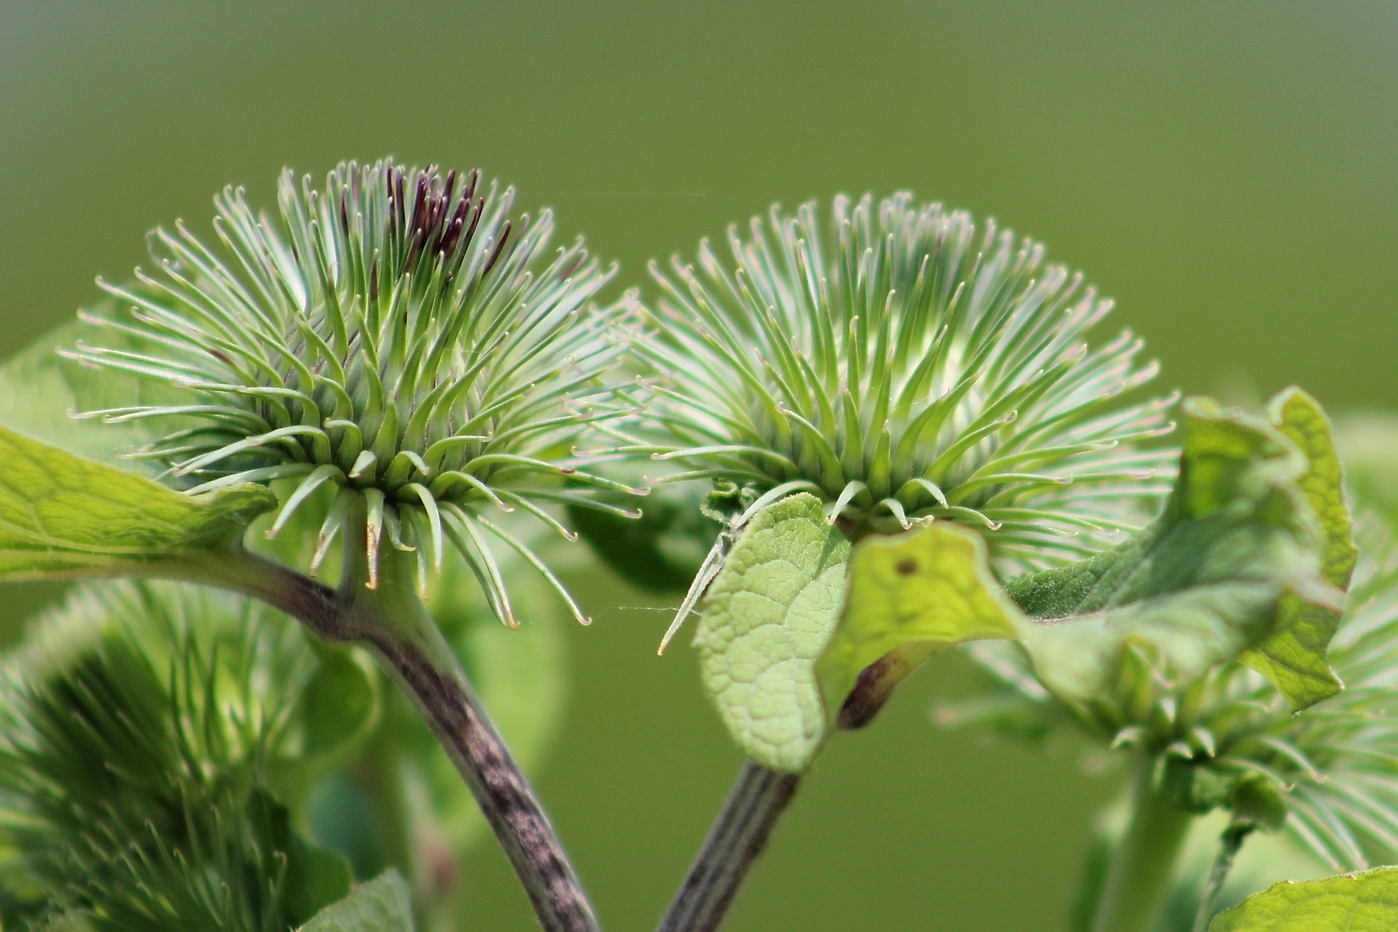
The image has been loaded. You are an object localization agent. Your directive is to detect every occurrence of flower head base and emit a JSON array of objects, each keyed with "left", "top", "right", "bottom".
[
  {"left": 639, "top": 194, "right": 1177, "bottom": 568},
  {"left": 67, "top": 159, "right": 637, "bottom": 623}
]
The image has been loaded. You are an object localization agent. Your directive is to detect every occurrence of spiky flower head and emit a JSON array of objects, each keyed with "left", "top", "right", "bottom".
[
  {"left": 638, "top": 193, "right": 1176, "bottom": 569},
  {"left": 66, "top": 158, "right": 636, "bottom": 623}
]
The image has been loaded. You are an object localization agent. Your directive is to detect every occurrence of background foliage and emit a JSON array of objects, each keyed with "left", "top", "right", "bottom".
[{"left": 2, "top": 3, "right": 1394, "bottom": 929}]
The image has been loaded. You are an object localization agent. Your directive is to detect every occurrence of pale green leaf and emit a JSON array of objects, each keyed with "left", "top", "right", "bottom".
[
  {"left": 0, "top": 424, "right": 275, "bottom": 580},
  {"left": 1209, "top": 868, "right": 1398, "bottom": 932},
  {"left": 1270, "top": 388, "right": 1358, "bottom": 590},
  {"left": 1236, "top": 388, "right": 1354, "bottom": 707},
  {"left": 1011, "top": 394, "right": 1340, "bottom": 709},
  {"left": 0, "top": 312, "right": 180, "bottom": 472},
  {"left": 693, "top": 493, "right": 850, "bottom": 773},
  {"left": 296, "top": 870, "right": 415, "bottom": 932},
  {"left": 815, "top": 521, "right": 1022, "bottom": 725}
]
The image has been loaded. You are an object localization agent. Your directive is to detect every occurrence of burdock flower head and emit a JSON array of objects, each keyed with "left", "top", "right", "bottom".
[
  {"left": 66, "top": 158, "right": 636, "bottom": 623},
  {"left": 638, "top": 193, "right": 1177, "bottom": 570}
]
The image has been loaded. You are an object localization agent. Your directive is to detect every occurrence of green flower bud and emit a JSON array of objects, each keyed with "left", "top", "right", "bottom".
[{"left": 637, "top": 193, "right": 1177, "bottom": 569}]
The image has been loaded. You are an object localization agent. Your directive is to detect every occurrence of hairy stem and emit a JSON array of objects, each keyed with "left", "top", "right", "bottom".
[
  {"left": 182, "top": 543, "right": 599, "bottom": 932},
  {"left": 658, "top": 761, "right": 802, "bottom": 932},
  {"left": 1089, "top": 760, "right": 1194, "bottom": 932}
]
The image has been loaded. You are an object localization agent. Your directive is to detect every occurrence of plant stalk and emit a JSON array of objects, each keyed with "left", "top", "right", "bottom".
[
  {"left": 658, "top": 760, "right": 802, "bottom": 932},
  {"left": 1089, "top": 760, "right": 1195, "bottom": 932},
  {"left": 1192, "top": 824, "right": 1251, "bottom": 932},
  {"left": 182, "top": 543, "right": 600, "bottom": 932}
]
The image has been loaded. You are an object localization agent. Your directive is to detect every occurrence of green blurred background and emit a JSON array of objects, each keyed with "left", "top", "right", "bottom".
[{"left": 1, "top": 2, "right": 1394, "bottom": 929}]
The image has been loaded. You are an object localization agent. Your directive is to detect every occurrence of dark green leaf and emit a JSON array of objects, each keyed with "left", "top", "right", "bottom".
[{"left": 568, "top": 477, "right": 715, "bottom": 592}]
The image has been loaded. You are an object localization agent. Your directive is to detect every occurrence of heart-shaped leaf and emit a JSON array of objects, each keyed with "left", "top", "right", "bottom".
[{"left": 693, "top": 493, "right": 850, "bottom": 772}]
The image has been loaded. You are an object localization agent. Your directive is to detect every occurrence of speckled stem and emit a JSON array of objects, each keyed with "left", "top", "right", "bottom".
[
  {"left": 658, "top": 760, "right": 802, "bottom": 932},
  {"left": 183, "top": 542, "right": 600, "bottom": 932}
]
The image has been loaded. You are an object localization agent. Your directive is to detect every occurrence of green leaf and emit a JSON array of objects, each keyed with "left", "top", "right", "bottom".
[
  {"left": 254, "top": 787, "right": 355, "bottom": 926},
  {"left": 814, "top": 521, "right": 1022, "bottom": 726},
  {"left": 1269, "top": 389, "right": 1358, "bottom": 590},
  {"left": 1209, "top": 868, "right": 1398, "bottom": 932},
  {"left": 266, "top": 641, "right": 381, "bottom": 813},
  {"left": 693, "top": 493, "right": 850, "bottom": 773},
  {"left": 1010, "top": 394, "right": 1341, "bottom": 710},
  {"left": 295, "top": 643, "right": 381, "bottom": 763},
  {"left": 296, "top": 870, "right": 415, "bottom": 932},
  {"left": 1236, "top": 389, "right": 1354, "bottom": 707},
  {"left": 0, "top": 311, "right": 183, "bottom": 472},
  {"left": 0, "top": 424, "right": 275, "bottom": 580}
]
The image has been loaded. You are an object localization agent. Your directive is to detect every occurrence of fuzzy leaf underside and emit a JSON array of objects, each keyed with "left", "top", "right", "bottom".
[
  {"left": 1008, "top": 393, "right": 1342, "bottom": 710},
  {"left": 693, "top": 493, "right": 850, "bottom": 773},
  {"left": 1209, "top": 868, "right": 1398, "bottom": 931},
  {"left": 815, "top": 522, "right": 1022, "bottom": 719},
  {"left": 297, "top": 870, "right": 415, "bottom": 932},
  {"left": 0, "top": 424, "right": 275, "bottom": 579}
]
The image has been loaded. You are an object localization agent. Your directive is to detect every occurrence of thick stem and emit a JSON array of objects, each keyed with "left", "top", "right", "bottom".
[
  {"left": 658, "top": 761, "right": 801, "bottom": 932},
  {"left": 1089, "top": 761, "right": 1195, "bottom": 932},
  {"left": 182, "top": 543, "right": 600, "bottom": 932}
]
